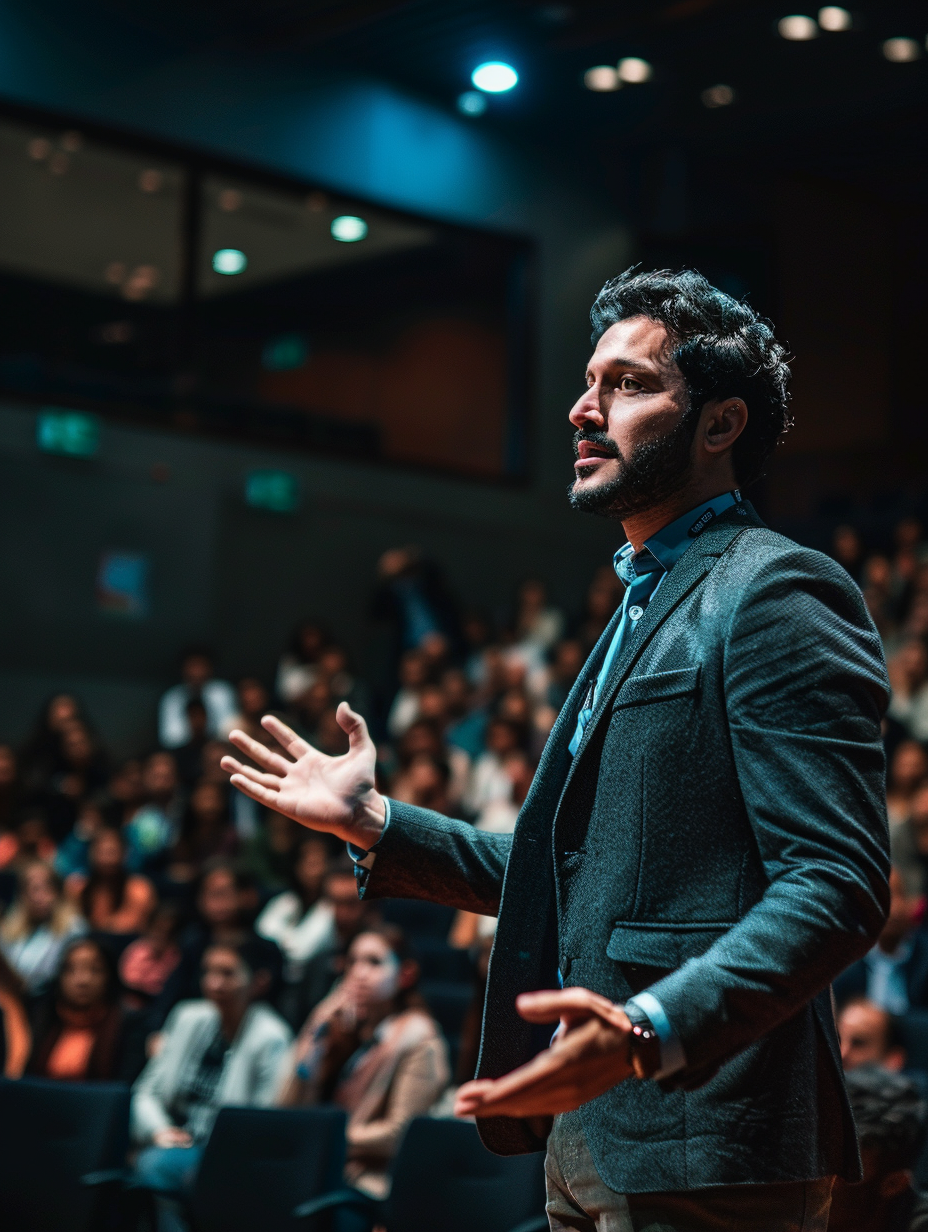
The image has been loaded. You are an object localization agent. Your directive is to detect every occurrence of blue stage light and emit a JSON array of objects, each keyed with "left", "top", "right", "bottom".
[
  {"left": 331, "top": 215, "right": 368, "bottom": 242},
  {"left": 212, "top": 248, "right": 247, "bottom": 274},
  {"left": 471, "top": 62, "right": 518, "bottom": 93}
]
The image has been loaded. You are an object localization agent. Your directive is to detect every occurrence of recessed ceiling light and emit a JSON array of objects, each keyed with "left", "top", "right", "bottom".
[
  {"left": 778, "top": 15, "right": 818, "bottom": 40},
  {"left": 331, "top": 215, "right": 368, "bottom": 243},
  {"left": 212, "top": 248, "right": 248, "bottom": 275},
  {"left": 617, "top": 57, "right": 653, "bottom": 84},
  {"left": 471, "top": 62, "right": 519, "bottom": 93},
  {"left": 817, "top": 6, "right": 851, "bottom": 32},
  {"left": 882, "top": 37, "right": 921, "bottom": 62},
  {"left": 584, "top": 66, "right": 621, "bottom": 92},
  {"left": 701, "top": 84, "right": 736, "bottom": 108}
]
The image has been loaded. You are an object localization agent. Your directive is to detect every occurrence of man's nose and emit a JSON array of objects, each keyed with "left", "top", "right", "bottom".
[{"left": 568, "top": 386, "right": 604, "bottom": 430}]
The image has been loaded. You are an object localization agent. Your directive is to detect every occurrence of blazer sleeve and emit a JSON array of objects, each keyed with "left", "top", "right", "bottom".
[
  {"left": 642, "top": 547, "right": 890, "bottom": 1082},
  {"left": 358, "top": 800, "right": 512, "bottom": 916}
]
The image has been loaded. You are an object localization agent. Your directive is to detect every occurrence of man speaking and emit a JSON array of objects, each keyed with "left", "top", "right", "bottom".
[{"left": 223, "top": 268, "right": 890, "bottom": 1230}]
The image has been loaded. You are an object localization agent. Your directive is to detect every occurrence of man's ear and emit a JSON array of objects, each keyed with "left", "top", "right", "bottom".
[{"left": 701, "top": 398, "right": 748, "bottom": 455}]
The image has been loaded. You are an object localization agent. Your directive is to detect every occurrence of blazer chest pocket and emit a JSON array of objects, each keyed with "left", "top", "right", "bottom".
[
  {"left": 611, "top": 665, "right": 701, "bottom": 712},
  {"left": 606, "top": 920, "right": 731, "bottom": 969}
]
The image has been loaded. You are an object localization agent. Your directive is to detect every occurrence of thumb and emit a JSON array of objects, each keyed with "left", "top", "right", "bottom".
[{"left": 336, "top": 702, "right": 373, "bottom": 752}]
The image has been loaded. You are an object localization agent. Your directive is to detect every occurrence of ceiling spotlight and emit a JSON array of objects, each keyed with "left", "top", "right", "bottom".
[
  {"left": 702, "top": 84, "right": 736, "bottom": 108},
  {"left": 882, "top": 37, "right": 921, "bottom": 62},
  {"left": 817, "top": 6, "right": 851, "bottom": 31},
  {"left": 777, "top": 15, "right": 818, "bottom": 40},
  {"left": 617, "top": 57, "right": 653, "bottom": 83},
  {"left": 471, "top": 61, "right": 519, "bottom": 93},
  {"left": 584, "top": 65, "right": 621, "bottom": 92},
  {"left": 212, "top": 248, "right": 248, "bottom": 275},
  {"left": 138, "top": 169, "right": 163, "bottom": 193},
  {"left": 331, "top": 215, "right": 368, "bottom": 243},
  {"left": 457, "top": 90, "right": 488, "bottom": 115}
]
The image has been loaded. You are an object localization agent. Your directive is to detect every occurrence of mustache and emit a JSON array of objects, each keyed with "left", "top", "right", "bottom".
[{"left": 572, "top": 429, "right": 619, "bottom": 460}]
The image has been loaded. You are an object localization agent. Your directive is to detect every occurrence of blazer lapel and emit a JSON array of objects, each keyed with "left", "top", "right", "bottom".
[{"left": 563, "top": 505, "right": 761, "bottom": 778}]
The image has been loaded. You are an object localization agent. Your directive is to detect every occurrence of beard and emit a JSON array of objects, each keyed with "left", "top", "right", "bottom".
[{"left": 567, "top": 411, "right": 699, "bottom": 519}]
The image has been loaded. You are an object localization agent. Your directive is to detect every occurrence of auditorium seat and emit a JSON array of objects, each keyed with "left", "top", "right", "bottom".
[
  {"left": 411, "top": 936, "right": 475, "bottom": 983},
  {"left": 295, "top": 1115, "right": 548, "bottom": 1232},
  {"left": 0, "top": 1076, "right": 130, "bottom": 1232},
  {"left": 381, "top": 899, "right": 456, "bottom": 938},
  {"left": 147, "top": 1105, "right": 347, "bottom": 1232},
  {"left": 420, "top": 979, "right": 474, "bottom": 1073}
]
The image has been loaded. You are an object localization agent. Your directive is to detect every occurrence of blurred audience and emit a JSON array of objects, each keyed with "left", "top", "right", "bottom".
[
  {"left": 829, "top": 1067, "right": 928, "bottom": 1232},
  {"left": 839, "top": 999, "right": 907, "bottom": 1073},
  {"left": 1, "top": 860, "right": 86, "bottom": 997},
  {"left": 158, "top": 648, "right": 237, "bottom": 749},
  {"left": 118, "top": 901, "right": 183, "bottom": 1011},
  {"left": 27, "top": 936, "right": 143, "bottom": 1082},
  {"left": 0, "top": 949, "right": 30, "bottom": 1078},
  {"left": 131, "top": 938, "right": 291, "bottom": 1201},
  {"left": 279, "top": 923, "right": 449, "bottom": 1197},
  {"left": 834, "top": 869, "right": 928, "bottom": 1014},
  {"left": 65, "top": 828, "right": 157, "bottom": 935}
]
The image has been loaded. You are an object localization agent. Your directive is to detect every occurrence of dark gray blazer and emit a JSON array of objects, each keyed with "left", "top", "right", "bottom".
[{"left": 360, "top": 503, "right": 891, "bottom": 1192}]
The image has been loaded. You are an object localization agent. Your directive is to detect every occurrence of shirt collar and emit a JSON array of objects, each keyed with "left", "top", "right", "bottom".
[{"left": 613, "top": 489, "right": 742, "bottom": 583}]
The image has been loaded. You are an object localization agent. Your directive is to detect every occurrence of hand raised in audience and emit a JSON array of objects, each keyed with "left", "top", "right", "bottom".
[
  {"left": 153, "top": 1126, "right": 193, "bottom": 1149},
  {"left": 221, "top": 705, "right": 386, "bottom": 849}
]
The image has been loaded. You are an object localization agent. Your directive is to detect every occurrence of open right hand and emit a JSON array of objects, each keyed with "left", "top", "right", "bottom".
[{"left": 220, "top": 704, "right": 386, "bottom": 849}]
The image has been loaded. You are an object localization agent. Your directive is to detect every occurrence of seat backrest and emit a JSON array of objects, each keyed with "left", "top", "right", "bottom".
[
  {"left": 188, "top": 1105, "right": 346, "bottom": 1232},
  {"left": 0, "top": 1077, "right": 130, "bottom": 1232},
  {"left": 386, "top": 1117, "right": 546, "bottom": 1232}
]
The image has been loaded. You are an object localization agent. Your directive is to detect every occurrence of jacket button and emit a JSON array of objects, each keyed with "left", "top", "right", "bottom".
[{"left": 628, "top": 605, "right": 644, "bottom": 620}]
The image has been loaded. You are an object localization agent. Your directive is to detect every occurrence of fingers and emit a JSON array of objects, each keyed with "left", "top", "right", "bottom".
[
  {"left": 228, "top": 774, "right": 281, "bottom": 809},
  {"left": 220, "top": 756, "right": 282, "bottom": 792},
  {"left": 261, "top": 714, "right": 311, "bottom": 759},
  {"left": 336, "top": 702, "right": 374, "bottom": 753},
  {"left": 515, "top": 988, "right": 627, "bottom": 1028},
  {"left": 228, "top": 729, "right": 294, "bottom": 775}
]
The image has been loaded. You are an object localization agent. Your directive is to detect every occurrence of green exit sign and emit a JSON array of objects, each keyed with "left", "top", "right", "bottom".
[
  {"left": 245, "top": 470, "right": 300, "bottom": 513},
  {"left": 36, "top": 408, "right": 100, "bottom": 458}
]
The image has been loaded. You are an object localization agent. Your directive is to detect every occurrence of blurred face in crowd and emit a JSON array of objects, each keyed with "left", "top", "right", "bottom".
[
  {"left": 909, "top": 786, "right": 928, "bottom": 856},
  {"left": 554, "top": 639, "right": 584, "bottom": 683},
  {"left": 0, "top": 744, "right": 16, "bottom": 787},
  {"left": 237, "top": 678, "right": 268, "bottom": 717},
  {"left": 441, "top": 669, "right": 471, "bottom": 715},
  {"left": 182, "top": 654, "right": 213, "bottom": 690},
  {"left": 60, "top": 943, "right": 108, "bottom": 1010},
  {"left": 90, "top": 829, "right": 125, "bottom": 876},
  {"left": 297, "top": 623, "right": 325, "bottom": 661},
  {"left": 317, "top": 647, "right": 347, "bottom": 681},
  {"left": 295, "top": 838, "right": 328, "bottom": 900},
  {"left": 190, "top": 780, "right": 226, "bottom": 826},
  {"left": 398, "top": 651, "right": 429, "bottom": 691},
  {"left": 22, "top": 862, "right": 57, "bottom": 923},
  {"left": 879, "top": 868, "right": 921, "bottom": 954},
  {"left": 896, "top": 639, "right": 928, "bottom": 689},
  {"left": 267, "top": 811, "right": 298, "bottom": 854},
  {"left": 487, "top": 719, "right": 519, "bottom": 758},
  {"left": 839, "top": 1001, "right": 905, "bottom": 1072},
  {"left": 890, "top": 740, "right": 928, "bottom": 794},
  {"left": 199, "top": 869, "right": 240, "bottom": 928},
  {"left": 833, "top": 525, "right": 862, "bottom": 569},
  {"left": 47, "top": 694, "right": 80, "bottom": 732},
  {"left": 862, "top": 555, "right": 892, "bottom": 594},
  {"left": 343, "top": 931, "right": 415, "bottom": 1018},
  {"left": 400, "top": 722, "right": 442, "bottom": 763},
  {"left": 326, "top": 872, "right": 366, "bottom": 941},
  {"left": 201, "top": 945, "right": 251, "bottom": 1013},
  {"left": 143, "top": 752, "right": 177, "bottom": 800},
  {"left": 109, "top": 759, "right": 143, "bottom": 807},
  {"left": 61, "top": 722, "right": 94, "bottom": 769},
  {"left": 518, "top": 579, "right": 546, "bottom": 614},
  {"left": 416, "top": 685, "right": 447, "bottom": 726}
]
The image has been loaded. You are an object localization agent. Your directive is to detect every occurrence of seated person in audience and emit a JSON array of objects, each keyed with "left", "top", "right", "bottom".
[
  {"left": 54, "top": 798, "right": 106, "bottom": 879},
  {"left": 131, "top": 938, "right": 291, "bottom": 1198},
  {"left": 279, "top": 923, "right": 449, "bottom": 1197},
  {"left": 0, "top": 743, "right": 23, "bottom": 833},
  {"left": 158, "top": 648, "right": 237, "bottom": 750},
  {"left": 0, "top": 949, "right": 31, "bottom": 1078},
  {"left": 888, "top": 740, "right": 928, "bottom": 829},
  {"left": 168, "top": 779, "right": 236, "bottom": 882},
  {"left": 829, "top": 1067, "right": 928, "bottom": 1232},
  {"left": 255, "top": 835, "right": 334, "bottom": 1023},
  {"left": 66, "top": 827, "right": 157, "bottom": 934},
  {"left": 276, "top": 620, "right": 327, "bottom": 706},
  {"left": 119, "top": 902, "right": 183, "bottom": 1011},
  {"left": 149, "top": 860, "right": 282, "bottom": 1028},
  {"left": 124, "top": 751, "right": 183, "bottom": 872},
  {"left": 839, "top": 998, "right": 908, "bottom": 1072},
  {"left": 28, "top": 937, "right": 144, "bottom": 1082},
  {"left": 835, "top": 868, "right": 928, "bottom": 1013},
  {"left": 47, "top": 720, "right": 110, "bottom": 836},
  {"left": 173, "top": 699, "right": 210, "bottom": 787},
  {"left": 0, "top": 859, "right": 86, "bottom": 998},
  {"left": 0, "top": 805, "right": 56, "bottom": 871},
  {"left": 285, "top": 857, "right": 379, "bottom": 1029},
  {"left": 894, "top": 785, "right": 928, "bottom": 900},
  {"left": 239, "top": 810, "right": 301, "bottom": 893}
]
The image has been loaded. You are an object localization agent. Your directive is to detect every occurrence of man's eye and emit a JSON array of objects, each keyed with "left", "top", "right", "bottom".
[{"left": 620, "top": 376, "right": 643, "bottom": 391}]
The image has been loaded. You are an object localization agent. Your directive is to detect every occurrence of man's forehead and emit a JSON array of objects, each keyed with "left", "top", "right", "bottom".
[{"left": 590, "top": 315, "right": 676, "bottom": 370}]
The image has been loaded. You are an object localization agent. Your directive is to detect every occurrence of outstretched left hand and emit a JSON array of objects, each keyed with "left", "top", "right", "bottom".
[{"left": 453, "top": 987, "right": 635, "bottom": 1120}]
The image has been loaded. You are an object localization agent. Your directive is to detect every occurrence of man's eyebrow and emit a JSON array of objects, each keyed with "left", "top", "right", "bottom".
[{"left": 584, "top": 355, "right": 663, "bottom": 380}]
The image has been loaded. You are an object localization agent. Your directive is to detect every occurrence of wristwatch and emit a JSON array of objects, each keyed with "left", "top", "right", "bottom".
[{"left": 623, "top": 1001, "right": 662, "bottom": 1079}]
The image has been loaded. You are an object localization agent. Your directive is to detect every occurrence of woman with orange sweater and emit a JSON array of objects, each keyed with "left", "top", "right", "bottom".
[{"left": 66, "top": 828, "right": 156, "bottom": 935}]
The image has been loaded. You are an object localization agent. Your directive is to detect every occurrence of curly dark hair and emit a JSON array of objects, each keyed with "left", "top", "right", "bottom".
[
  {"left": 590, "top": 267, "right": 792, "bottom": 487},
  {"left": 845, "top": 1065, "right": 927, "bottom": 1175}
]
